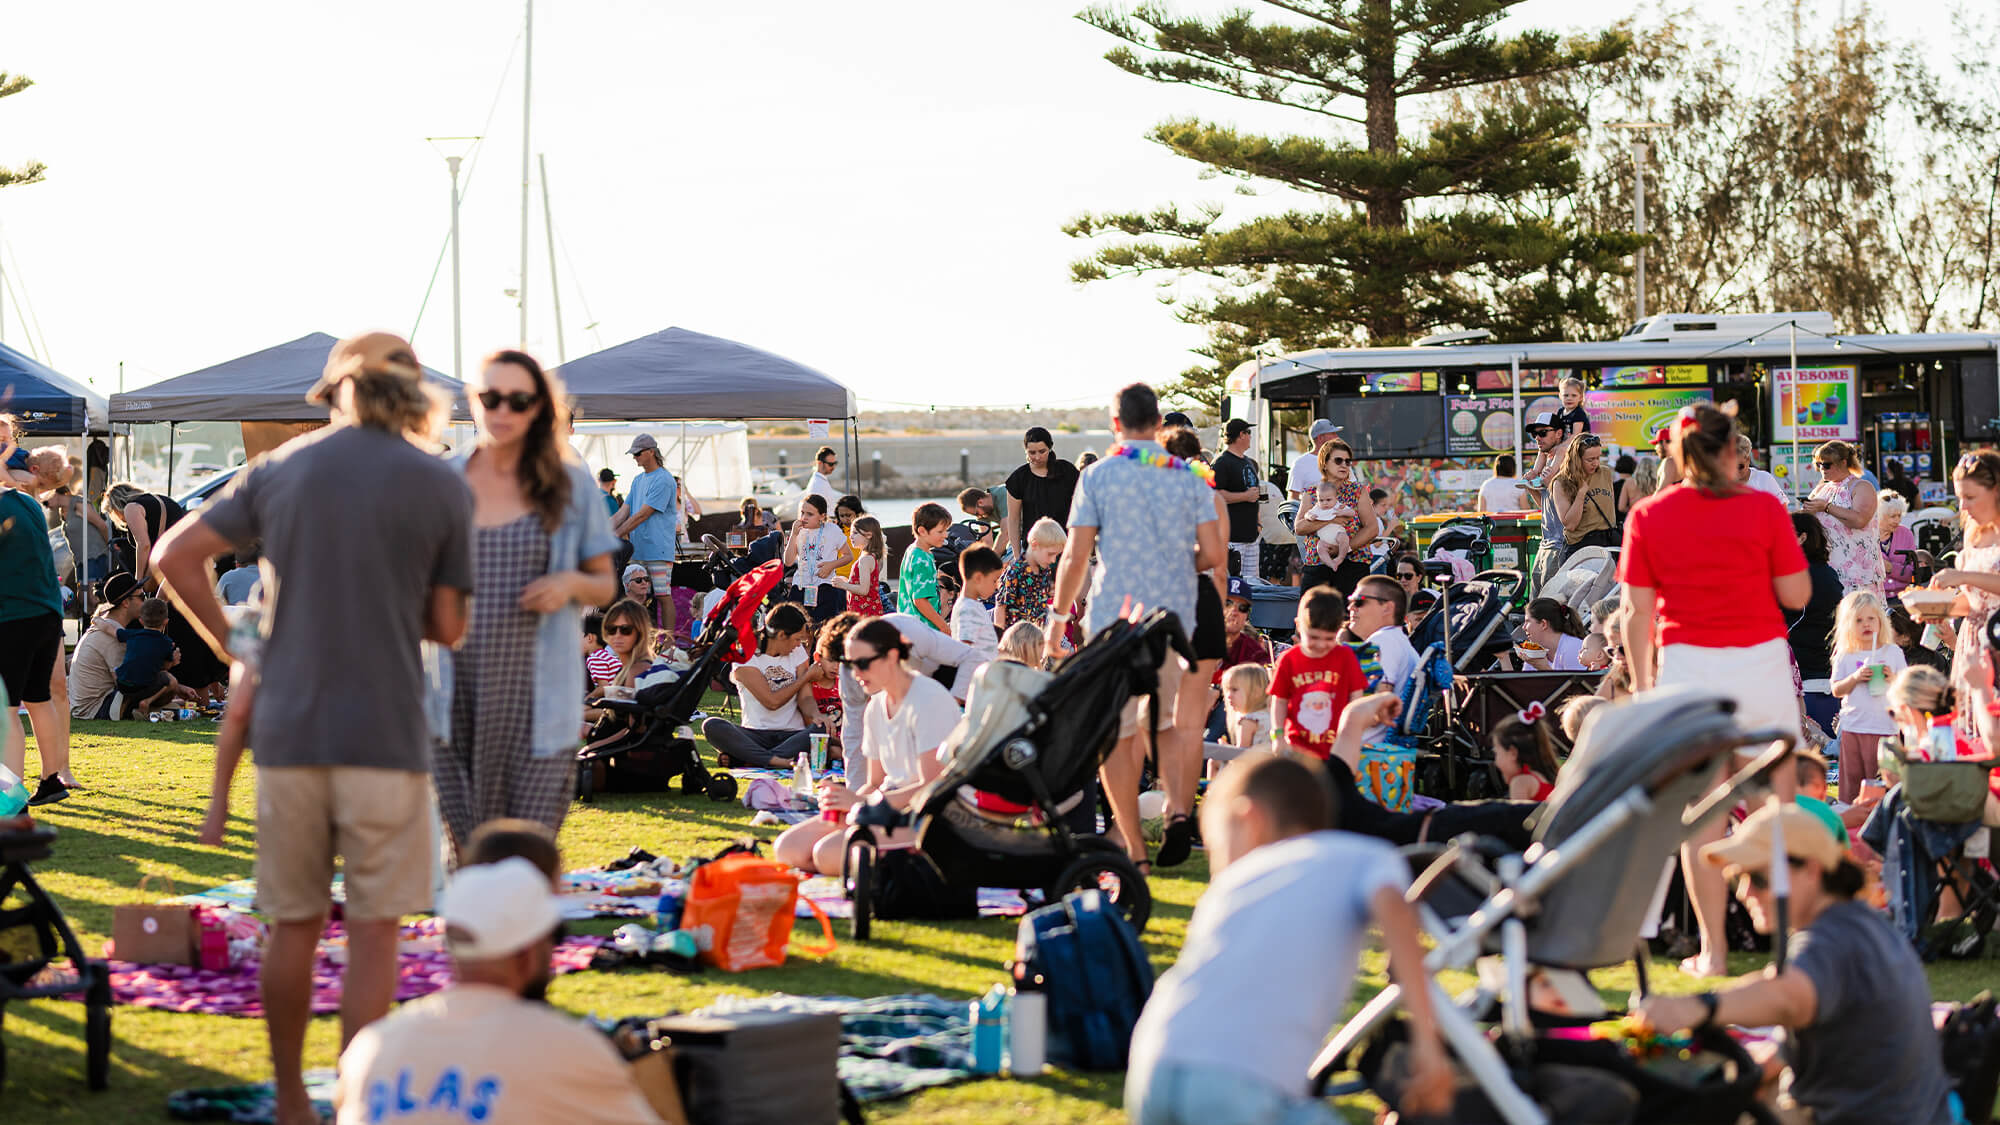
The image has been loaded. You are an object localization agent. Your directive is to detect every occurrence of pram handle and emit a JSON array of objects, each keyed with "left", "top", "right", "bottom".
[{"left": 1679, "top": 728, "right": 1797, "bottom": 832}]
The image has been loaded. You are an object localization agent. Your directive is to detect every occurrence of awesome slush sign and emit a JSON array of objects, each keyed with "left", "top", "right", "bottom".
[
  {"left": 1584, "top": 388, "right": 1714, "bottom": 450},
  {"left": 1772, "top": 366, "right": 1859, "bottom": 442}
]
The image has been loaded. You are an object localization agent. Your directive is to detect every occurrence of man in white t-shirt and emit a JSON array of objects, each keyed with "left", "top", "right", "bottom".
[
  {"left": 805, "top": 445, "right": 840, "bottom": 510},
  {"left": 1347, "top": 575, "right": 1418, "bottom": 697},
  {"left": 1475, "top": 453, "right": 1527, "bottom": 513},
  {"left": 1736, "top": 434, "right": 1790, "bottom": 507},
  {"left": 1125, "top": 755, "right": 1450, "bottom": 1125},
  {"left": 1286, "top": 419, "right": 1342, "bottom": 500}
]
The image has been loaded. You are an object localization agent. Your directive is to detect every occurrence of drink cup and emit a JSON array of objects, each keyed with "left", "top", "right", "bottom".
[{"left": 810, "top": 733, "right": 829, "bottom": 771}]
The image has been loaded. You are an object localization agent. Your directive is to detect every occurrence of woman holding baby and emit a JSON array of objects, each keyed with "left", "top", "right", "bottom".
[{"left": 1293, "top": 436, "right": 1376, "bottom": 594}]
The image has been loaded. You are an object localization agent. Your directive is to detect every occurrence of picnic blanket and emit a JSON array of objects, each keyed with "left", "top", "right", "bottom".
[
  {"left": 166, "top": 1068, "right": 338, "bottom": 1123},
  {"left": 695, "top": 993, "right": 976, "bottom": 1103},
  {"left": 110, "top": 919, "right": 604, "bottom": 1018}
]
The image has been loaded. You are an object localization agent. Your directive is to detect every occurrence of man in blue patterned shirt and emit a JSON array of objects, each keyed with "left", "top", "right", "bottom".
[{"left": 1045, "top": 384, "right": 1224, "bottom": 870}]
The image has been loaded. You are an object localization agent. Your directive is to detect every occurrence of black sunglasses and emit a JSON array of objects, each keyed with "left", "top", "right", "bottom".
[
  {"left": 841, "top": 651, "right": 891, "bottom": 672},
  {"left": 627, "top": 575, "right": 652, "bottom": 584},
  {"left": 1347, "top": 594, "right": 1384, "bottom": 607},
  {"left": 1738, "top": 857, "right": 1807, "bottom": 891},
  {"left": 477, "top": 389, "right": 542, "bottom": 413},
  {"left": 1328, "top": 456, "right": 1353, "bottom": 466},
  {"left": 1578, "top": 435, "right": 1601, "bottom": 448},
  {"left": 1396, "top": 570, "right": 1419, "bottom": 580},
  {"left": 603, "top": 625, "right": 636, "bottom": 636}
]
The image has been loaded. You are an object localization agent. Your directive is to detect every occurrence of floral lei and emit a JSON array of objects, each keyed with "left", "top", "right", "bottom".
[{"left": 1106, "top": 443, "right": 1216, "bottom": 485}]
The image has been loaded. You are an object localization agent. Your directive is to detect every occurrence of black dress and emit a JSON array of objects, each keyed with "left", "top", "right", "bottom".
[{"left": 133, "top": 492, "right": 227, "bottom": 691}]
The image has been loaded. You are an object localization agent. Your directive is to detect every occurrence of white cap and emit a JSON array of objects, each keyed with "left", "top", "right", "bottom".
[{"left": 439, "top": 858, "right": 561, "bottom": 960}]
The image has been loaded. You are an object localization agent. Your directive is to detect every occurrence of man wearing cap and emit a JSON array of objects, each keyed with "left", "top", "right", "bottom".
[
  {"left": 597, "top": 467, "right": 622, "bottom": 517},
  {"left": 1287, "top": 419, "right": 1342, "bottom": 502},
  {"left": 153, "top": 332, "right": 475, "bottom": 1125},
  {"left": 1636, "top": 804, "right": 1954, "bottom": 1125},
  {"left": 67, "top": 572, "right": 146, "bottom": 720},
  {"left": 1520, "top": 413, "right": 1572, "bottom": 596},
  {"left": 335, "top": 858, "right": 665, "bottom": 1124},
  {"left": 1219, "top": 575, "right": 1271, "bottom": 675},
  {"left": 1211, "top": 419, "right": 1264, "bottom": 581},
  {"left": 609, "top": 434, "right": 680, "bottom": 640}
]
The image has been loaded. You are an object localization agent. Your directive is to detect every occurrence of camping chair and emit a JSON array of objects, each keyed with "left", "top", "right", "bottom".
[
  {"left": 1872, "top": 743, "right": 2000, "bottom": 961},
  {"left": 1311, "top": 689, "right": 1797, "bottom": 1125},
  {"left": 0, "top": 824, "right": 113, "bottom": 1092}
]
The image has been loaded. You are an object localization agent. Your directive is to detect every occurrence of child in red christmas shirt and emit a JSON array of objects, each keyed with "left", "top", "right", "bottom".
[{"left": 1267, "top": 586, "right": 1367, "bottom": 760}]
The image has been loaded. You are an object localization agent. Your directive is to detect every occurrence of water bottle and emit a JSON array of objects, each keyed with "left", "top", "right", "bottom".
[
  {"left": 970, "top": 984, "right": 1007, "bottom": 1075},
  {"left": 793, "top": 756, "right": 815, "bottom": 809},
  {"left": 655, "top": 882, "right": 685, "bottom": 932},
  {"left": 0, "top": 763, "right": 30, "bottom": 817},
  {"left": 1008, "top": 975, "right": 1046, "bottom": 1076}
]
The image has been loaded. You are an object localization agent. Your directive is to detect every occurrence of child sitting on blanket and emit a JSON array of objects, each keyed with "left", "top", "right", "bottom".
[{"left": 1124, "top": 754, "right": 1452, "bottom": 1125}]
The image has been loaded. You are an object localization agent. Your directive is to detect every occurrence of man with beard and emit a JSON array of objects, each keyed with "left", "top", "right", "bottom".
[{"left": 334, "top": 858, "right": 664, "bottom": 1124}]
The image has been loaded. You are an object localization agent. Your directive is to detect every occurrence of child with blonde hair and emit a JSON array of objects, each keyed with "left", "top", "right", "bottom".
[
  {"left": 997, "top": 620, "right": 1045, "bottom": 668},
  {"left": 1828, "top": 590, "right": 1904, "bottom": 802},
  {"left": 1551, "top": 375, "right": 1591, "bottom": 441}
]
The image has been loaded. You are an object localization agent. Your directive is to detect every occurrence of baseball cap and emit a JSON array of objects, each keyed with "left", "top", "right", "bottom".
[
  {"left": 1162, "top": 411, "right": 1195, "bottom": 429},
  {"left": 1225, "top": 575, "right": 1252, "bottom": 605},
  {"left": 1700, "top": 803, "right": 1844, "bottom": 873},
  {"left": 1309, "top": 419, "right": 1342, "bottom": 441},
  {"left": 626, "top": 433, "right": 660, "bottom": 455},
  {"left": 102, "top": 573, "right": 141, "bottom": 605},
  {"left": 597, "top": 467, "right": 617, "bottom": 483},
  {"left": 1524, "top": 412, "right": 1556, "bottom": 435},
  {"left": 307, "top": 332, "right": 423, "bottom": 406},
  {"left": 439, "top": 858, "right": 562, "bottom": 960},
  {"left": 1224, "top": 418, "right": 1254, "bottom": 441},
  {"left": 622, "top": 563, "right": 650, "bottom": 584}
]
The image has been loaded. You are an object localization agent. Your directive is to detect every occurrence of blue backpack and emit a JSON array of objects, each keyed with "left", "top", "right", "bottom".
[{"left": 1016, "top": 889, "right": 1154, "bottom": 1071}]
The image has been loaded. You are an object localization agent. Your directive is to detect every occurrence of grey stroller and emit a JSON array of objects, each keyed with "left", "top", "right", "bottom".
[{"left": 1313, "top": 688, "right": 1798, "bottom": 1125}]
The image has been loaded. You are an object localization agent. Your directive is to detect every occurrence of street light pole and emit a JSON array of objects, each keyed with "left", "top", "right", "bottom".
[
  {"left": 448, "top": 154, "right": 464, "bottom": 379},
  {"left": 1608, "top": 121, "right": 1670, "bottom": 323}
]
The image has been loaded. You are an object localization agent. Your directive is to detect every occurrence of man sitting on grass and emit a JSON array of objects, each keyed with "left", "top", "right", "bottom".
[
  {"left": 1125, "top": 754, "right": 1452, "bottom": 1125},
  {"left": 335, "top": 857, "right": 664, "bottom": 1124}
]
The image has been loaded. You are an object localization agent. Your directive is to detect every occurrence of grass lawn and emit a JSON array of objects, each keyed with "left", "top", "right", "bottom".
[{"left": 7, "top": 717, "right": 1996, "bottom": 1122}]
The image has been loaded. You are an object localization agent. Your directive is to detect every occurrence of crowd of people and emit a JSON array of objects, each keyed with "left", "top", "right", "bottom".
[{"left": 3, "top": 338, "right": 1994, "bottom": 1124}]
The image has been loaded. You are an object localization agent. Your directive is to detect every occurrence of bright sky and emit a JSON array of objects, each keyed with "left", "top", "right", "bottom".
[{"left": 0, "top": 0, "right": 1961, "bottom": 411}]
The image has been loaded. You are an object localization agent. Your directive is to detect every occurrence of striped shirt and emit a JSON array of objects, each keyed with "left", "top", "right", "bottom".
[{"left": 586, "top": 647, "right": 623, "bottom": 686}]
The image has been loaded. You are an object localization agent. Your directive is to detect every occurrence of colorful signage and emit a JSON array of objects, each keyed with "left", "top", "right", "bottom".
[
  {"left": 1473, "top": 368, "right": 1568, "bottom": 392},
  {"left": 1445, "top": 396, "right": 1519, "bottom": 456},
  {"left": 1583, "top": 387, "right": 1715, "bottom": 451},
  {"left": 1361, "top": 371, "right": 1437, "bottom": 393},
  {"left": 1601, "top": 364, "right": 1707, "bottom": 387},
  {"left": 1773, "top": 366, "right": 1858, "bottom": 441}
]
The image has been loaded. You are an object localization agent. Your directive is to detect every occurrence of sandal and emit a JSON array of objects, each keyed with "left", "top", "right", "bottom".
[{"left": 1156, "top": 814, "right": 1196, "bottom": 868}]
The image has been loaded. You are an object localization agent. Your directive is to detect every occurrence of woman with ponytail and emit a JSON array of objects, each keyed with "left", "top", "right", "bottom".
[
  {"left": 426, "top": 349, "right": 619, "bottom": 855},
  {"left": 1618, "top": 402, "right": 1811, "bottom": 977}
]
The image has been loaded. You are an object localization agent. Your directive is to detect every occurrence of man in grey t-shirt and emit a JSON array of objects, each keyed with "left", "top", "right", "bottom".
[{"left": 155, "top": 332, "right": 473, "bottom": 1125}]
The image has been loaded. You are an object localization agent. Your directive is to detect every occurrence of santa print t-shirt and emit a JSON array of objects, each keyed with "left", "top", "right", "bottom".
[
  {"left": 1618, "top": 485, "right": 1807, "bottom": 649},
  {"left": 1270, "top": 644, "right": 1367, "bottom": 759}
]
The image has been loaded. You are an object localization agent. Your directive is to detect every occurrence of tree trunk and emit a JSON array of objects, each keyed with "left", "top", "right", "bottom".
[{"left": 1361, "top": 0, "right": 1407, "bottom": 341}]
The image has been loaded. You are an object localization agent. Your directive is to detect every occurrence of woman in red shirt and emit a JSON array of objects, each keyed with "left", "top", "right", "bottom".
[{"left": 1618, "top": 403, "right": 1811, "bottom": 978}]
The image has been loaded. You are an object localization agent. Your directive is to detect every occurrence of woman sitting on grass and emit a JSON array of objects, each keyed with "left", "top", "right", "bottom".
[
  {"left": 700, "top": 602, "right": 828, "bottom": 769},
  {"left": 774, "top": 616, "right": 961, "bottom": 875}
]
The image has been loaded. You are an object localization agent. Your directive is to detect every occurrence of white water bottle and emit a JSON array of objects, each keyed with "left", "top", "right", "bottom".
[
  {"left": 1008, "top": 982, "right": 1046, "bottom": 1076},
  {"left": 0, "top": 763, "right": 30, "bottom": 817},
  {"left": 793, "top": 756, "right": 815, "bottom": 808}
]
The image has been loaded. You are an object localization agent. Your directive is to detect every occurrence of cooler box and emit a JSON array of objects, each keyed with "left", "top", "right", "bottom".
[{"left": 652, "top": 1010, "right": 841, "bottom": 1125}]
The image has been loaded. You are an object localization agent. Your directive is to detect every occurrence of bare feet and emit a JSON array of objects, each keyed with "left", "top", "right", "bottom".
[
  {"left": 1679, "top": 953, "right": 1729, "bottom": 979},
  {"left": 273, "top": 1089, "right": 319, "bottom": 1125}
]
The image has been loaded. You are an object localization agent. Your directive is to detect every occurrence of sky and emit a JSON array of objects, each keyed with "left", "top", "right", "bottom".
[{"left": 0, "top": 0, "right": 1965, "bottom": 411}]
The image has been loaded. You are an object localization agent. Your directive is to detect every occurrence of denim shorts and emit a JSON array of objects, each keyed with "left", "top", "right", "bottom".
[{"left": 1126, "top": 1061, "right": 1340, "bottom": 1125}]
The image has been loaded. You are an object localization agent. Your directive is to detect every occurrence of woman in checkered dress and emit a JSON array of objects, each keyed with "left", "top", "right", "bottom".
[{"left": 427, "top": 351, "right": 619, "bottom": 859}]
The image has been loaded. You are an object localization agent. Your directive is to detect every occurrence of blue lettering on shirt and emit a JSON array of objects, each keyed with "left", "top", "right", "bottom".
[
  {"left": 467, "top": 1077, "right": 502, "bottom": 1122},
  {"left": 362, "top": 1069, "right": 502, "bottom": 1121},
  {"left": 427, "top": 1068, "right": 462, "bottom": 1113}
]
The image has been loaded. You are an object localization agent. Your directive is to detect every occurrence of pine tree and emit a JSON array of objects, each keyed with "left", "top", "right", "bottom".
[
  {"left": 1068, "top": 1, "right": 1642, "bottom": 409},
  {"left": 0, "top": 72, "right": 46, "bottom": 190}
]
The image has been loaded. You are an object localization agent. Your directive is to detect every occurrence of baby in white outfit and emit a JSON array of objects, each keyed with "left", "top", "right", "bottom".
[{"left": 1302, "top": 482, "right": 1352, "bottom": 568}]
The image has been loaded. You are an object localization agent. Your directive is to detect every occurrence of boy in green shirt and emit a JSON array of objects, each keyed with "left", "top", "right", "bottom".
[{"left": 900, "top": 503, "right": 951, "bottom": 631}]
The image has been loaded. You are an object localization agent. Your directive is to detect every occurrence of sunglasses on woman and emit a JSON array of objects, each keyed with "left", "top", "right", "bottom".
[
  {"left": 603, "top": 625, "right": 636, "bottom": 636},
  {"left": 1328, "top": 456, "right": 1352, "bottom": 466},
  {"left": 841, "top": 651, "right": 891, "bottom": 672},
  {"left": 477, "top": 389, "right": 542, "bottom": 413},
  {"left": 1736, "top": 857, "right": 1806, "bottom": 891}
]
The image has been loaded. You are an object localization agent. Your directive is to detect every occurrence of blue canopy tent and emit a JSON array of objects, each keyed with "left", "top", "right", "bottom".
[
  {"left": 0, "top": 339, "right": 108, "bottom": 434},
  {"left": 556, "top": 326, "right": 857, "bottom": 492},
  {"left": 109, "top": 332, "right": 462, "bottom": 423}
]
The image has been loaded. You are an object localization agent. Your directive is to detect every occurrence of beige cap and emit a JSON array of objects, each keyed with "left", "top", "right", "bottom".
[
  {"left": 1700, "top": 803, "right": 1844, "bottom": 873},
  {"left": 308, "top": 332, "right": 423, "bottom": 406}
]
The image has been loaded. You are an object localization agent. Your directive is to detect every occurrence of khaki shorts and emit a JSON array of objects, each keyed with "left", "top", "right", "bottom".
[
  {"left": 255, "top": 766, "right": 434, "bottom": 922},
  {"left": 1119, "top": 648, "right": 1189, "bottom": 739}
]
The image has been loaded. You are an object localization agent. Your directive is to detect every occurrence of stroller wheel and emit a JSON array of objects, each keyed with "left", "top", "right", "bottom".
[
  {"left": 576, "top": 761, "right": 595, "bottom": 804},
  {"left": 845, "top": 840, "right": 874, "bottom": 942},
  {"left": 1050, "top": 854, "right": 1152, "bottom": 934},
  {"left": 85, "top": 972, "right": 112, "bottom": 1090},
  {"left": 705, "top": 774, "right": 738, "bottom": 803}
]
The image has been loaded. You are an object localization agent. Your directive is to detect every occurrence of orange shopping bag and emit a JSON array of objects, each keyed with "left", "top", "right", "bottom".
[{"left": 681, "top": 853, "right": 836, "bottom": 971}]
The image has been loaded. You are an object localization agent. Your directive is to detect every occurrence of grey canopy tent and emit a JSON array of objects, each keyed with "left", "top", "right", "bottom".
[
  {"left": 555, "top": 327, "right": 856, "bottom": 422},
  {"left": 109, "top": 332, "right": 462, "bottom": 423}
]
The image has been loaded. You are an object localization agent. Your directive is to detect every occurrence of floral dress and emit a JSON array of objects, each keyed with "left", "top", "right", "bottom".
[
  {"left": 847, "top": 553, "right": 887, "bottom": 618},
  {"left": 1299, "top": 479, "right": 1365, "bottom": 567},
  {"left": 1812, "top": 475, "right": 1884, "bottom": 595},
  {"left": 1952, "top": 534, "right": 2000, "bottom": 753},
  {"left": 996, "top": 557, "right": 1056, "bottom": 625}
]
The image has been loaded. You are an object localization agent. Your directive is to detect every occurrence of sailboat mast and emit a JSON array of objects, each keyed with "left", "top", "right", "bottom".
[
  {"left": 539, "top": 154, "right": 566, "bottom": 364},
  {"left": 518, "top": 0, "right": 533, "bottom": 349}
]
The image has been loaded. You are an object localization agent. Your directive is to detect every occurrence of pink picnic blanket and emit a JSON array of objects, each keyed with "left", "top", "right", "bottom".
[{"left": 106, "top": 922, "right": 604, "bottom": 1019}]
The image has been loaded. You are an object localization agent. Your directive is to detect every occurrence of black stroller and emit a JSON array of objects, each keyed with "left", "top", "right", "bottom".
[
  {"left": 1313, "top": 689, "right": 1798, "bottom": 1124},
  {"left": 1409, "top": 569, "right": 1521, "bottom": 673},
  {"left": 839, "top": 611, "right": 1188, "bottom": 940},
  {"left": 575, "top": 556, "right": 785, "bottom": 803},
  {"left": 0, "top": 824, "right": 113, "bottom": 1091}
]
